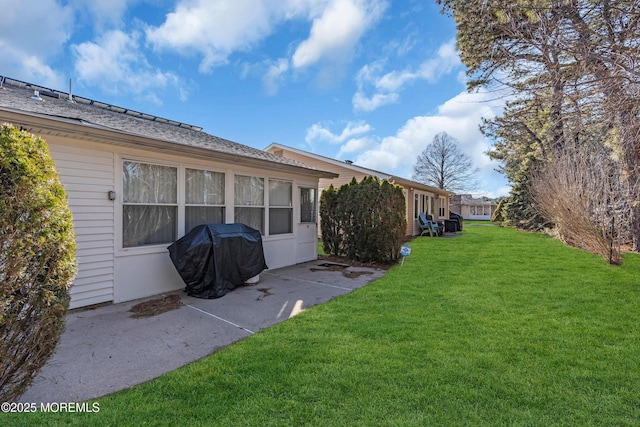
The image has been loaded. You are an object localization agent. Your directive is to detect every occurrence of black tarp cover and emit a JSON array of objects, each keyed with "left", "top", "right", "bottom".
[{"left": 168, "top": 223, "right": 268, "bottom": 299}]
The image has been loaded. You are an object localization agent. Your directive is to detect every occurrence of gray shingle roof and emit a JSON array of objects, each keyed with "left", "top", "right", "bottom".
[
  {"left": 0, "top": 76, "right": 335, "bottom": 177},
  {"left": 458, "top": 194, "right": 496, "bottom": 205}
]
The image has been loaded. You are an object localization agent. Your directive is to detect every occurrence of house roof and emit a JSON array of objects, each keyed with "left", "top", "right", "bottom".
[
  {"left": 265, "top": 142, "right": 453, "bottom": 196},
  {"left": 0, "top": 76, "right": 337, "bottom": 179},
  {"left": 455, "top": 194, "right": 497, "bottom": 206}
]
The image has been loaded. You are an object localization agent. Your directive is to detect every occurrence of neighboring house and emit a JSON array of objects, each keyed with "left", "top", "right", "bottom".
[
  {"left": 0, "top": 77, "right": 337, "bottom": 309},
  {"left": 264, "top": 143, "right": 452, "bottom": 236},
  {"left": 450, "top": 194, "right": 497, "bottom": 220}
]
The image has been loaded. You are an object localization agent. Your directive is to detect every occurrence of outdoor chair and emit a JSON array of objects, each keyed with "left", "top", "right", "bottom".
[
  {"left": 419, "top": 212, "right": 441, "bottom": 237},
  {"left": 427, "top": 214, "right": 445, "bottom": 236}
]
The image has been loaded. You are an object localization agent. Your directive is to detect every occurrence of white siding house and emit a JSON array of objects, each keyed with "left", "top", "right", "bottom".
[
  {"left": 0, "top": 77, "right": 336, "bottom": 309},
  {"left": 450, "top": 194, "right": 498, "bottom": 221}
]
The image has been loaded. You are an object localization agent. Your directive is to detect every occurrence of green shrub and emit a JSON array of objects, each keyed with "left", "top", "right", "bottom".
[
  {"left": 320, "top": 185, "right": 342, "bottom": 256},
  {"left": 0, "top": 124, "right": 77, "bottom": 402},
  {"left": 320, "top": 177, "right": 406, "bottom": 263}
]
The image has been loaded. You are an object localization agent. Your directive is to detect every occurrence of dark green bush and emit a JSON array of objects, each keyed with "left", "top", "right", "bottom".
[
  {"left": 320, "top": 185, "right": 342, "bottom": 256},
  {"left": 0, "top": 124, "right": 77, "bottom": 402},
  {"left": 320, "top": 176, "right": 406, "bottom": 263}
]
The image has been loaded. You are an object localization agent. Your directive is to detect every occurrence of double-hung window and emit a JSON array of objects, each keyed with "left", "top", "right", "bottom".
[
  {"left": 235, "top": 175, "right": 265, "bottom": 234},
  {"left": 269, "top": 180, "right": 292, "bottom": 234},
  {"left": 185, "top": 168, "right": 225, "bottom": 233},
  {"left": 122, "top": 161, "right": 177, "bottom": 248}
]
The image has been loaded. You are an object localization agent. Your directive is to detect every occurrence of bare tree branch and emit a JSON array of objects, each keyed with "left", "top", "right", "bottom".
[{"left": 412, "top": 132, "right": 479, "bottom": 193}]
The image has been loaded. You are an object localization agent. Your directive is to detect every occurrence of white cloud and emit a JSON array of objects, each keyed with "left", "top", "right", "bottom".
[
  {"left": 0, "top": 0, "right": 74, "bottom": 88},
  {"left": 70, "top": 0, "right": 133, "bottom": 29},
  {"left": 350, "top": 90, "right": 510, "bottom": 196},
  {"left": 262, "top": 58, "right": 290, "bottom": 95},
  {"left": 337, "top": 136, "right": 373, "bottom": 158},
  {"left": 306, "top": 120, "right": 373, "bottom": 144},
  {"left": 146, "top": 0, "right": 280, "bottom": 72},
  {"left": 72, "top": 30, "right": 182, "bottom": 102},
  {"left": 351, "top": 61, "right": 400, "bottom": 111},
  {"left": 292, "top": 0, "right": 387, "bottom": 69},
  {"left": 145, "top": 0, "right": 386, "bottom": 81},
  {"left": 352, "top": 90, "right": 399, "bottom": 112},
  {"left": 15, "top": 56, "right": 65, "bottom": 89},
  {"left": 352, "top": 39, "right": 462, "bottom": 112},
  {"left": 477, "top": 184, "right": 512, "bottom": 199}
]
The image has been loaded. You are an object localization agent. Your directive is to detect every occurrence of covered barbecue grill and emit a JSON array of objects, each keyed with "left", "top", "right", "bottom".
[{"left": 168, "top": 223, "right": 268, "bottom": 299}]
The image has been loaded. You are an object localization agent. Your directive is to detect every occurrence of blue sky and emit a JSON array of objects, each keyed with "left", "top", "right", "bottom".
[{"left": 1, "top": 0, "right": 510, "bottom": 197}]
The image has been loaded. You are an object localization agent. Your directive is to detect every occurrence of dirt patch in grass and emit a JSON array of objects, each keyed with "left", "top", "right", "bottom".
[{"left": 130, "top": 294, "right": 182, "bottom": 318}]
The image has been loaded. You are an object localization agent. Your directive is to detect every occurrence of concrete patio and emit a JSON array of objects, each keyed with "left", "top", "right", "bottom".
[{"left": 20, "top": 260, "right": 385, "bottom": 404}]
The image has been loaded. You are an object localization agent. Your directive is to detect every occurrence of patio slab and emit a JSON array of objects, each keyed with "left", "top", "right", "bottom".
[{"left": 19, "top": 260, "right": 385, "bottom": 404}]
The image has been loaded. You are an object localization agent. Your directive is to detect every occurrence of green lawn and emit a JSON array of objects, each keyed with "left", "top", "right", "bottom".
[{"left": 6, "top": 226, "right": 640, "bottom": 426}]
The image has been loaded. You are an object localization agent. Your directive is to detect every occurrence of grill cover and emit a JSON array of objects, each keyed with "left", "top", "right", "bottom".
[{"left": 168, "top": 223, "right": 268, "bottom": 298}]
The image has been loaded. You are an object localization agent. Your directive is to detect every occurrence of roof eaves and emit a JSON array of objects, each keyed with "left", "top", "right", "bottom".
[
  {"left": 0, "top": 107, "right": 338, "bottom": 179},
  {"left": 266, "top": 142, "right": 392, "bottom": 179},
  {"left": 267, "top": 142, "right": 455, "bottom": 195}
]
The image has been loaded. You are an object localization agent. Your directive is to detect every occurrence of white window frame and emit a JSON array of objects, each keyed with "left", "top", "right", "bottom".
[
  {"left": 121, "top": 160, "right": 178, "bottom": 249},
  {"left": 300, "top": 187, "right": 317, "bottom": 224},
  {"left": 117, "top": 156, "right": 317, "bottom": 252},
  {"left": 185, "top": 168, "right": 226, "bottom": 233},
  {"left": 118, "top": 156, "right": 228, "bottom": 254},
  {"left": 268, "top": 179, "right": 293, "bottom": 235},
  {"left": 234, "top": 174, "right": 265, "bottom": 235}
]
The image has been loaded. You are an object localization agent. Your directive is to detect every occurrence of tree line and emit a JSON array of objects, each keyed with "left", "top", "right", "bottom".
[{"left": 438, "top": 0, "right": 640, "bottom": 264}]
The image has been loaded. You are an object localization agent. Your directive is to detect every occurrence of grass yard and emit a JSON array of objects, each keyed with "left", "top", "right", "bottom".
[{"left": 5, "top": 226, "right": 640, "bottom": 426}]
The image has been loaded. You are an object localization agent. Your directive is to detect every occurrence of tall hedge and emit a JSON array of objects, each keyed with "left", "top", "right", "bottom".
[
  {"left": 320, "top": 176, "right": 406, "bottom": 263},
  {"left": 0, "top": 124, "right": 77, "bottom": 402},
  {"left": 320, "top": 184, "right": 342, "bottom": 256}
]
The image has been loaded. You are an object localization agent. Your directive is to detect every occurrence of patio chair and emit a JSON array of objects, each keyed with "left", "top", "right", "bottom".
[
  {"left": 426, "top": 214, "right": 444, "bottom": 236},
  {"left": 418, "top": 212, "right": 441, "bottom": 237}
]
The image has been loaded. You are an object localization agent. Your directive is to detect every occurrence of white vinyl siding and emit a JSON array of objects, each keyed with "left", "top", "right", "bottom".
[
  {"left": 48, "top": 143, "right": 115, "bottom": 309},
  {"left": 41, "top": 140, "right": 323, "bottom": 308}
]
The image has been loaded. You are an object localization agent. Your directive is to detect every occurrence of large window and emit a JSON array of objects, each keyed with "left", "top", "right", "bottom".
[
  {"left": 269, "top": 180, "right": 292, "bottom": 234},
  {"left": 235, "top": 175, "right": 264, "bottom": 234},
  {"left": 185, "top": 168, "right": 225, "bottom": 233},
  {"left": 300, "top": 188, "right": 317, "bottom": 223},
  {"left": 123, "top": 161, "right": 177, "bottom": 247},
  {"left": 122, "top": 163, "right": 309, "bottom": 246},
  {"left": 471, "top": 206, "right": 486, "bottom": 216}
]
